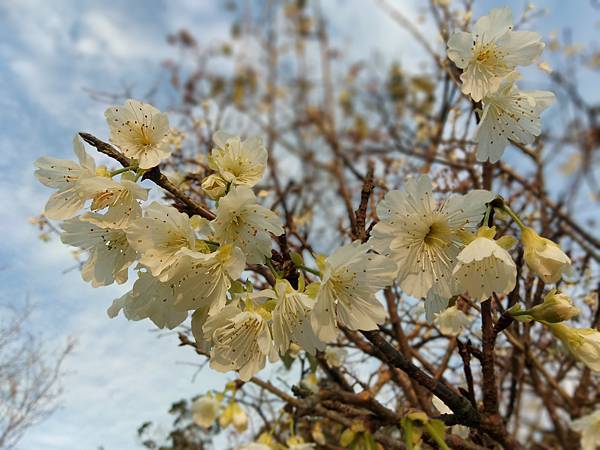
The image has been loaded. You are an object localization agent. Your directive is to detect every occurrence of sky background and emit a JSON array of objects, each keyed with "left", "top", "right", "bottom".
[{"left": 0, "top": 1, "right": 598, "bottom": 449}]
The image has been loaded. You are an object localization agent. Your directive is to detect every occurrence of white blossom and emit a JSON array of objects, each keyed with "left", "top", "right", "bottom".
[
  {"left": 435, "top": 305, "right": 471, "bottom": 336},
  {"left": 212, "top": 187, "right": 284, "bottom": 264},
  {"left": 79, "top": 174, "right": 149, "bottom": 229},
  {"left": 105, "top": 99, "right": 171, "bottom": 169},
  {"left": 452, "top": 227, "right": 517, "bottom": 300},
  {"left": 126, "top": 202, "right": 196, "bottom": 281},
  {"left": 191, "top": 395, "right": 221, "bottom": 429},
  {"left": 34, "top": 135, "right": 97, "bottom": 220},
  {"left": 106, "top": 271, "right": 187, "bottom": 330},
  {"left": 547, "top": 323, "right": 600, "bottom": 372},
  {"left": 270, "top": 279, "right": 324, "bottom": 355},
  {"left": 203, "top": 300, "right": 276, "bottom": 381},
  {"left": 571, "top": 410, "right": 600, "bottom": 450},
  {"left": 370, "top": 175, "right": 494, "bottom": 299},
  {"left": 521, "top": 226, "right": 571, "bottom": 283},
  {"left": 311, "top": 242, "right": 397, "bottom": 342},
  {"left": 210, "top": 131, "right": 268, "bottom": 187},
  {"left": 173, "top": 244, "right": 246, "bottom": 313},
  {"left": 61, "top": 217, "right": 136, "bottom": 287},
  {"left": 447, "top": 7, "right": 545, "bottom": 101},
  {"left": 475, "top": 74, "right": 555, "bottom": 162}
]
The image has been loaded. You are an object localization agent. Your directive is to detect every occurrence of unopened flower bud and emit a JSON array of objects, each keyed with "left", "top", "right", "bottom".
[
  {"left": 525, "top": 289, "right": 579, "bottom": 323},
  {"left": 521, "top": 227, "right": 571, "bottom": 283},
  {"left": 547, "top": 323, "right": 600, "bottom": 372},
  {"left": 191, "top": 394, "right": 220, "bottom": 429},
  {"left": 220, "top": 401, "right": 248, "bottom": 433},
  {"left": 201, "top": 173, "right": 228, "bottom": 200}
]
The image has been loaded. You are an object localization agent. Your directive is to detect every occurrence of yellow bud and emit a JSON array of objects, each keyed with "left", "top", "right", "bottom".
[
  {"left": 201, "top": 174, "right": 228, "bottom": 200},
  {"left": 547, "top": 323, "right": 600, "bottom": 372},
  {"left": 526, "top": 290, "right": 579, "bottom": 323},
  {"left": 521, "top": 227, "right": 571, "bottom": 283}
]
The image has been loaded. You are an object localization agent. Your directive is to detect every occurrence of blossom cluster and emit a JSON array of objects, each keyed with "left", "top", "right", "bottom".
[
  {"left": 34, "top": 89, "right": 597, "bottom": 386},
  {"left": 34, "top": 99, "right": 400, "bottom": 382},
  {"left": 447, "top": 7, "right": 555, "bottom": 162}
]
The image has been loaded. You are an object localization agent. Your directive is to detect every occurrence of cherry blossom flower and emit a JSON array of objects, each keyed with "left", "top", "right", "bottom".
[
  {"left": 452, "top": 226, "right": 517, "bottom": 300},
  {"left": 34, "top": 135, "right": 97, "bottom": 220},
  {"left": 79, "top": 174, "right": 148, "bottom": 229},
  {"left": 447, "top": 7, "right": 545, "bottom": 101},
  {"left": 126, "top": 202, "right": 197, "bottom": 281},
  {"left": 370, "top": 175, "right": 494, "bottom": 299},
  {"left": 212, "top": 186, "right": 284, "bottom": 264},
  {"left": 434, "top": 305, "right": 472, "bottom": 336},
  {"left": 191, "top": 395, "right": 221, "bottom": 429},
  {"left": 106, "top": 271, "right": 187, "bottom": 330},
  {"left": 220, "top": 401, "right": 248, "bottom": 432},
  {"left": 173, "top": 244, "right": 246, "bottom": 313},
  {"left": 311, "top": 242, "right": 397, "bottom": 342},
  {"left": 547, "top": 323, "right": 600, "bottom": 372},
  {"left": 210, "top": 131, "right": 268, "bottom": 188},
  {"left": 203, "top": 300, "right": 276, "bottom": 381},
  {"left": 105, "top": 99, "right": 171, "bottom": 169},
  {"left": 61, "top": 217, "right": 136, "bottom": 287},
  {"left": 475, "top": 73, "right": 555, "bottom": 162},
  {"left": 269, "top": 279, "right": 324, "bottom": 355}
]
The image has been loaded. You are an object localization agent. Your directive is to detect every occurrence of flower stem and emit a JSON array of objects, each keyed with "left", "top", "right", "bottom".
[
  {"left": 483, "top": 204, "right": 493, "bottom": 227},
  {"left": 298, "top": 265, "right": 320, "bottom": 276},
  {"left": 135, "top": 168, "right": 147, "bottom": 181},
  {"left": 266, "top": 259, "right": 282, "bottom": 279},
  {"left": 499, "top": 202, "right": 527, "bottom": 230},
  {"left": 110, "top": 166, "right": 136, "bottom": 177}
]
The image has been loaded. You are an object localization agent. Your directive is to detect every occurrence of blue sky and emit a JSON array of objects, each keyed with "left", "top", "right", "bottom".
[{"left": 0, "top": 1, "right": 598, "bottom": 449}]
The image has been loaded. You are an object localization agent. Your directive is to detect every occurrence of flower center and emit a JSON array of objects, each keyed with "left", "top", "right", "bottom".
[
  {"left": 424, "top": 219, "right": 451, "bottom": 248},
  {"left": 474, "top": 42, "right": 502, "bottom": 66}
]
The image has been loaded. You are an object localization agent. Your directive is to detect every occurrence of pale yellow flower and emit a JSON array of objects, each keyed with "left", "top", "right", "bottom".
[
  {"left": 34, "top": 135, "right": 96, "bottom": 220},
  {"left": 311, "top": 242, "right": 397, "bottom": 342},
  {"left": 220, "top": 401, "right": 248, "bottom": 433},
  {"left": 521, "top": 227, "right": 571, "bottom": 283},
  {"left": 201, "top": 173, "right": 228, "bottom": 200},
  {"left": 513, "top": 289, "right": 579, "bottom": 323},
  {"left": 210, "top": 130, "right": 268, "bottom": 187},
  {"left": 447, "top": 7, "right": 544, "bottom": 101},
  {"left": 191, "top": 395, "right": 221, "bottom": 429},
  {"left": 475, "top": 73, "right": 554, "bottom": 162},
  {"left": 370, "top": 175, "right": 494, "bottom": 299},
  {"left": 434, "top": 305, "right": 471, "bottom": 336},
  {"left": 203, "top": 300, "right": 275, "bottom": 381},
  {"left": 61, "top": 217, "right": 136, "bottom": 287},
  {"left": 452, "top": 227, "right": 517, "bottom": 300},
  {"left": 105, "top": 99, "right": 171, "bottom": 169},
  {"left": 212, "top": 186, "right": 283, "bottom": 264},
  {"left": 548, "top": 323, "right": 600, "bottom": 372}
]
